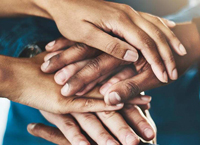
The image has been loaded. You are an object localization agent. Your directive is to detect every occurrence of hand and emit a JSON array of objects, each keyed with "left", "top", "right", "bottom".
[
  {"left": 99, "top": 22, "right": 200, "bottom": 105},
  {"left": 41, "top": 22, "right": 200, "bottom": 105},
  {"left": 28, "top": 104, "right": 156, "bottom": 145},
  {"left": 40, "top": 0, "right": 187, "bottom": 83},
  {"left": 0, "top": 53, "right": 124, "bottom": 113}
]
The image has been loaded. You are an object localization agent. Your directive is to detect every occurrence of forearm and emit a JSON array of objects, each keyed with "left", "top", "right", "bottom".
[{"left": 0, "top": 0, "right": 51, "bottom": 19}]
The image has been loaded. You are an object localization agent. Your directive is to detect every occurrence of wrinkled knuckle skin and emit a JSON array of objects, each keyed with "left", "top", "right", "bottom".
[
  {"left": 154, "top": 29, "right": 165, "bottom": 41},
  {"left": 87, "top": 57, "right": 102, "bottom": 73},
  {"left": 140, "top": 34, "right": 156, "bottom": 50},
  {"left": 74, "top": 43, "right": 88, "bottom": 52},
  {"left": 82, "top": 113, "right": 97, "bottom": 123},
  {"left": 124, "top": 81, "right": 141, "bottom": 98},
  {"left": 47, "top": 129, "right": 60, "bottom": 139},
  {"left": 163, "top": 54, "right": 175, "bottom": 64},
  {"left": 63, "top": 120, "right": 77, "bottom": 129},
  {"left": 105, "top": 39, "right": 121, "bottom": 57},
  {"left": 100, "top": 111, "right": 116, "bottom": 119},
  {"left": 83, "top": 99, "right": 95, "bottom": 109}
]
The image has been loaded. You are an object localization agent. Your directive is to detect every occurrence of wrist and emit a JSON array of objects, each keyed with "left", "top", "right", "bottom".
[
  {"left": 173, "top": 22, "right": 200, "bottom": 63},
  {"left": 30, "top": 0, "right": 53, "bottom": 19},
  {"left": 0, "top": 56, "right": 15, "bottom": 99}
]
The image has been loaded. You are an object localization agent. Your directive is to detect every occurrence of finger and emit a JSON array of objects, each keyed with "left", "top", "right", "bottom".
[
  {"left": 129, "top": 12, "right": 178, "bottom": 83},
  {"left": 52, "top": 113, "right": 91, "bottom": 145},
  {"left": 72, "top": 113, "right": 120, "bottom": 145},
  {"left": 160, "top": 18, "right": 176, "bottom": 28},
  {"left": 61, "top": 53, "right": 128, "bottom": 97},
  {"left": 44, "top": 51, "right": 63, "bottom": 61},
  {"left": 78, "top": 22, "right": 139, "bottom": 62},
  {"left": 75, "top": 69, "right": 117, "bottom": 96},
  {"left": 97, "top": 111, "right": 140, "bottom": 145},
  {"left": 127, "top": 95, "right": 152, "bottom": 105},
  {"left": 41, "top": 43, "right": 99, "bottom": 73},
  {"left": 104, "top": 69, "right": 161, "bottom": 105},
  {"left": 56, "top": 97, "right": 124, "bottom": 114},
  {"left": 45, "top": 37, "right": 75, "bottom": 52},
  {"left": 27, "top": 123, "right": 70, "bottom": 145},
  {"left": 100, "top": 66, "right": 136, "bottom": 95},
  {"left": 55, "top": 60, "right": 90, "bottom": 85},
  {"left": 138, "top": 103, "right": 151, "bottom": 111},
  {"left": 99, "top": 7, "right": 168, "bottom": 83},
  {"left": 121, "top": 105, "right": 156, "bottom": 141}
]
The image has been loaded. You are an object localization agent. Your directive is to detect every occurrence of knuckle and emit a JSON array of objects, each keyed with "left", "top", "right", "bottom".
[
  {"left": 154, "top": 29, "right": 165, "bottom": 40},
  {"left": 137, "top": 119, "right": 148, "bottom": 128},
  {"left": 48, "top": 129, "right": 59, "bottom": 139},
  {"left": 163, "top": 54, "right": 175, "bottom": 64},
  {"left": 80, "top": 29, "right": 93, "bottom": 43},
  {"left": 83, "top": 99, "right": 95, "bottom": 109},
  {"left": 100, "top": 111, "right": 116, "bottom": 119},
  {"left": 63, "top": 120, "right": 77, "bottom": 129},
  {"left": 74, "top": 43, "right": 89, "bottom": 53},
  {"left": 82, "top": 113, "right": 97, "bottom": 122},
  {"left": 139, "top": 34, "right": 156, "bottom": 50},
  {"left": 123, "top": 80, "right": 141, "bottom": 97},
  {"left": 87, "top": 57, "right": 102, "bottom": 72},
  {"left": 153, "top": 17, "right": 162, "bottom": 24},
  {"left": 114, "top": 10, "right": 128, "bottom": 21},
  {"left": 151, "top": 57, "right": 163, "bottom": 66},
  {"left": 105, "top": 39, "right": 121, "bottom": 56}
]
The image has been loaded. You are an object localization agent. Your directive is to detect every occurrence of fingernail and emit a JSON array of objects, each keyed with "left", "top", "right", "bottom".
[
  {"left": 28, "top": 123, "right": 36, "bottom": 130},
  {"left": 116, "top": 103, "right": 124, "bottom": 107},
  {"left": 79, "top": 141, "right": 89, "bottom": 145},
  {"left": 167, "top": 20, "right": 176, "bottom": 27},
  {"left": 124, "top": 50, "right": 139, "bottom": 62},
  {"left": 46, "top": 40, "right": 55, "bottom": 50},
  {"left": 141, "top": 96, "right": 151, "bottom": 101},
  {"left": 55, "top": 71, "right": 67, "bottom": 84},
  {"left": 171, "top": 68, "right": 178, "bottom": 80},
  {"left": 179, "top": 44, "right": 187, "bottom": 55},
  {"left": 144, "top": 128, "right": 154, "bottom": 139},
  {"left": 100, "top": 83, "right": 112, "bottom": 95},
  {"left": 61, "top": 83, "right": 69, "bottom": 96},
  {"left": 41, "top": 60, "right": 50, "bottom": 71},
  {"left": 108, "top": 92, "right": 121, "bottom": 105},
  {"left": 162, "top": 71, "right": 168, "bottom": 83},
  {"left": 107, "top": 139, "right": 118, "bottom": 145},
  {"left": 126, "top": 134, "right": 137, "bottom": 145}
]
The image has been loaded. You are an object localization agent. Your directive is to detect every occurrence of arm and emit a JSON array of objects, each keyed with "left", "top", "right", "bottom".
[
  {"left": 0, "top": 0, "right": 187, "bottom": 83},
  {"left": 0, "top": 0, "right": 50, "bottom": 18},
  {"left": 0, "top": 53, "right": 123, "bottom": 113}
]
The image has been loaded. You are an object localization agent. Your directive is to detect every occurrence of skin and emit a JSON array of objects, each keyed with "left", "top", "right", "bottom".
[
  {"left": 42, "top": 23, "right": 200, "bottom": 105},
  {"left": 27, "top": 105, "right": 156, "bottom": 145},
  {"left": 0, "top": 53, "right": 155, "bottom": 145},
  {"left": 0, "top": 53, "right": 125, "bottom": 114},
  {"left": 0, "top": 0, "right": 187, "bottom": 83}
]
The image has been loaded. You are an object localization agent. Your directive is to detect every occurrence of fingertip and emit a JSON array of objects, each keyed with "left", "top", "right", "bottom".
[
  {"left": 46, "top": 40, "right": 56, "bottom": 51},
  {"left": 143, "top": 128, "right": 155, "bottom": 140},
  {"left": 179, "top": 44, "right": 187, "bottom": 56},
  {"left": 171, "top": 68, "right": 178, "bottom": 80},
  {"left": 166, "top": 20, "right": 176, "bottom": 28},
  {"left": 41, "top": 60, "right": 50, "bottom": 72},
  {"left": 27, "top": 123, "right": 36, "bottom": 131},
  {"left": 123, "top": 50, "right": 139, "bottom": 62}
]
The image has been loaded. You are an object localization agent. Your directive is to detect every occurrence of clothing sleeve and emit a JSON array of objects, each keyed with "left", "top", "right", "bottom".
[{"left": 164, "top": 2, "right": 200, "bottom": 22}]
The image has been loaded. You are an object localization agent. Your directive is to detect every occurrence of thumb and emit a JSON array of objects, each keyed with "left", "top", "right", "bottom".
[{"left": 104, "top": 69, "right": 162, "bottom": 105}]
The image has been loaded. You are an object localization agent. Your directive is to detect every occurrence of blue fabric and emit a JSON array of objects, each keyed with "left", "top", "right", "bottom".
[
  {"left": 0, "top": 17, "right": 61, "bottom": 145},
  {"left": 1, "top": 1, "right": 200, "bottom": 145}
]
